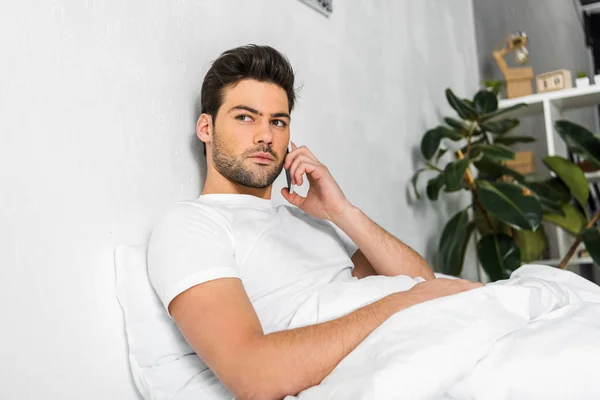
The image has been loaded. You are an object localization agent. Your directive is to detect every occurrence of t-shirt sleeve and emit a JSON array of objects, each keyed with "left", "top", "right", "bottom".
[
  {"left": 147, "top": 202, "right": 238, "bottom": 315},
  {"left": 327, "top": 220, "right": 359, "bottom": 257}
]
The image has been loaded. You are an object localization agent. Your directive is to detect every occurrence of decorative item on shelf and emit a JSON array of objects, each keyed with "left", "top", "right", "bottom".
[
  {"left": 536, "top": 69, "right": 572, "bottom": 93},
  {"left": 411, "top": 88, "right": 600, "bottom": 282},
  {"left": 504, "top": 151, "right": 535, "bottom": 174},
  {"left": 578, "top": 160, "right": 600, "bottom": 173},
  {"left": 493, "top": 31, "right": 534, "bottom": 99},
  {"left": 576, "top": 71, "right": 590, "bottom": 88}
]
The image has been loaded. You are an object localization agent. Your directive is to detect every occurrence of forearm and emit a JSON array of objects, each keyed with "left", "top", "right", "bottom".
[
  {"left": 233, "top": 292, "right": 415, "bottom": 400},
  {"left": 332, "top": 204, "right": 435, "bottom": 280}
]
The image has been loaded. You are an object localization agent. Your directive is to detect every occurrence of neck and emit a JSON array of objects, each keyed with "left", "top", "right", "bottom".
[{"left": 201, "top": 168, "right": 272, "bottom": 200}]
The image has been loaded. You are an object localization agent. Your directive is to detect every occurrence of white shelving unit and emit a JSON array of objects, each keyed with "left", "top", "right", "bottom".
[{"left": 498, "top": 85, "right": 600, "bottom": 268}]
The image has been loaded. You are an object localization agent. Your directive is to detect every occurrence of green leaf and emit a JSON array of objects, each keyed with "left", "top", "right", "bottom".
[
  {"left": 476, "top": 180, "right": 543, "bottom": 230},
  {"left": 494, "top": 135, "right": 536, "bottom": 146},
  {"left": 421, "top": 126, "right": 465, "bottom": 160},
  {"left": 477, "top": 234, "right": 521, "bottom": 281},
  {"left": 471, "top": 144, "right": 515, "bottom": 161},
  {"left": 438, "top": 208, "right": 474, "bottom": 276},
  {"left": 543, "top": 156, "right": 590, "bottom": 210},
  {"left": 473, "top": 90, "right": 498, "bottom": 114},
  {"left": 444, "top": 117, "right": 469, "bottom": 134},
  {"left": 426, "top": 174, "right": 445, "bottom": 201},
  {"left": 421, "top": 128, "right": 442, "bottom": 160},
  {"left": 473, "top": 201, "right": 502, "bottom": 236},
  {"left": 555, "top": 120, "right": 600, "bottom": 169},
  {"left": 473, "top": 157, "right": 524, "bottom": 182},
  {"left": 411, "top": 168, "right": 428, "bottom": 200},
  {"left": 479, "top": 103, "right": 527, "bottom": 122},
  {"left": 543, "top": 204, "right": 587, "bottom": 236},
  {"left": 581, "top": 228, "right": 600, "bottom": 266},
  {"left": 444, "top": 158, "right": 470, "bottom": 192},
  {"left": 480, "top": 119, "right": 520, "bottom": 135},
  {"left": 524, "top": 177, "right": 571, "bottom": 213},
  {"left": 438, "top": 126, "right": 464, "bottom": 141},
  {"left": 435, "top": 148, "right": 448, "bottom": 164},
  {"left": 514, "top": 228, "right": 547, "bottom": 263},
  {"left": 446, "top": 88, "right": 479, "bottom": 121}
]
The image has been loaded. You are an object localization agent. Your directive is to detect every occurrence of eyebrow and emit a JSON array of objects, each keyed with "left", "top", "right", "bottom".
[{"left": 228, "top": 105, "right": 291, "bottom": 120}]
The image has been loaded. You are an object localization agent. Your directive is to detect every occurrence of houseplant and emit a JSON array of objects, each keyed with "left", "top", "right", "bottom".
[
  {"left": 576, "top": 71, "right": 590, "bottom": 88},
  {"left": 481, "top": 79, "right": 505, "bottom": 98},
  {"left": 411, "top": 88, "right": 600, "bottom": 281}
]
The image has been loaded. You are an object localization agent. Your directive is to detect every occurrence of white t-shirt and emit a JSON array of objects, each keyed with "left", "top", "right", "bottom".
[
  {"left": 148, "top": 193, "right": 359, "bottom": 333},
  {"left": 145, "top": 194, "right": 359, "bottom": 398}
]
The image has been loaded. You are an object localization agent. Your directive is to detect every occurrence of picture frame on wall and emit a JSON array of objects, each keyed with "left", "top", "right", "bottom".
[{"left": 299, "top": 0, "right": 332, "bottom": 17}]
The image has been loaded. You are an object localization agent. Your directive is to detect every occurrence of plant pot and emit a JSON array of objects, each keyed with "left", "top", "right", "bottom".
[{"left": 576, "top": 77, "right": 590, "bottom": 88}]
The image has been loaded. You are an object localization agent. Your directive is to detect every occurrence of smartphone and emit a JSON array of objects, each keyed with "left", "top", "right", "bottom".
[{"left": 284, "top": 142, "right": 294, "bottom": 194}]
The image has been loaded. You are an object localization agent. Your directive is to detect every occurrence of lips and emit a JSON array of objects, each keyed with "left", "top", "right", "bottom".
[{"left": 249, "top": 152, "right": 275, "bottom": 161}]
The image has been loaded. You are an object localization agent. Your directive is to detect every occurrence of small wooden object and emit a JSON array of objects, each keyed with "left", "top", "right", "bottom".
[
  {"left": 493, "top": 51, "right": 534, "bottom": 98},
  {"left": 505, "top": 151, "right": 535, "bottom": 174},
  {"left": 536, "top": 69, "right": 572, "bottom": 93}
]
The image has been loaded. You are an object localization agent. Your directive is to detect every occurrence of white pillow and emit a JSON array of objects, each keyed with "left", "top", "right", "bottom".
[{"left": 114, "top": 244, "right": 225, "bottom": 400}]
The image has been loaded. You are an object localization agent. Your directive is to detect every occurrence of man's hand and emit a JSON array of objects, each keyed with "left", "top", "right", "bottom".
[
  {"left": 400, "top": 278, "right": 484, "bottom": 306},
  {"left": 281, "top": 141, "right": 351, "bottom": 221}
]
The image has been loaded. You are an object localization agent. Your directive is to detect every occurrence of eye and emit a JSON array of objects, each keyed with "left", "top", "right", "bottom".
[
  {"left": 271, "top": 119, "right": 287, "bottom": 128},
  {"left": 235, "top": 114, "right": 253, "bottom": 122}
]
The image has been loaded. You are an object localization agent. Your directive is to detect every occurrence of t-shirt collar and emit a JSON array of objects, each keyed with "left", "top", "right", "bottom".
[{"left": 198, "top": 193, "right": 273, "bottom": 208}]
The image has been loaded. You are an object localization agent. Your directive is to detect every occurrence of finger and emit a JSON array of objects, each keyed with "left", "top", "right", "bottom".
[
  {"left": 291, "top": 143, "right": 319, "bottom": 163},
  {"left": 292, "top": 158, "right": 320, "bottom": 186},
  {"left": 290, "top": 155, "right": 315, "bottom": 185},
  {"left": 281, "top": 187, "right": 305, "bottom": 208},
  {"left": 284, "top": 144, "right": 303, "bottom": 169}
]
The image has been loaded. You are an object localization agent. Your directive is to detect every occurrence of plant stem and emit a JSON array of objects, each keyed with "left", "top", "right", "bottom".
[
  {"left": 465, "top": 122, "right": 478, "bottom": 155},
  {"left": 425, "top": 162, "right": 443, "bottom": 172},
  {"left": 559, "top": 210, "right": 600, "bottom": 269},
  {"left": 456, "top": 148, "right": 495, "bottom": 231}
]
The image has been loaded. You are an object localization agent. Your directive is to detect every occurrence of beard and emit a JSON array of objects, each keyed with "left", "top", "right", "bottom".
[{"left": 211, "top": 129, "right": 284, "bottom": 189}]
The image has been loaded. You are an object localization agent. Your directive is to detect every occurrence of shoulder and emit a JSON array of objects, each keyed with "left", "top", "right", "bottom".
[
  {"left": 152, "top": 199, "right": 234, "bottom": 238},
  {"left": 147, "top": 200, "right": 236, "bottom": 267}
]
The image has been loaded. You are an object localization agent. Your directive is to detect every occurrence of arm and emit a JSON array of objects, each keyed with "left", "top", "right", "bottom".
[
  {"left": 334, "top": 205, "right": 435, "bottom": 280},
  {"left": 170, "top": 277, "right": 481, "bottom": 400},
  {"left": 350, "top": 248, "right": 378, "bottom": 279},
  {"left": 170, "top": 278, "right": 420, "bottom": 400},
  {"left": 281, "top": 142, "right": 434, "bottom": 281}
]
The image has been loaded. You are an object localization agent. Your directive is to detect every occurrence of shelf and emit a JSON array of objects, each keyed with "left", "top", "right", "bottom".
[
  {"left": 497, "top": 84, "right": 600, "bottom": 119},
  {"left": 585, "top": 171, "right": 600, "bottom": 181},
  {"left": 535, "top": 257, "right": 594, "bottom": 267}
]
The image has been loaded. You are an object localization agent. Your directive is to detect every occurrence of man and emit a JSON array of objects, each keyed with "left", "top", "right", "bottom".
[{"left": 147, "top": 44, "right": 482, "bottom": 400}]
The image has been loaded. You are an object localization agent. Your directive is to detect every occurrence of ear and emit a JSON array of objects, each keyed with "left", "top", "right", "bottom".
[{"left": 196, "top": 113, "right": 213, "bottom": 146}]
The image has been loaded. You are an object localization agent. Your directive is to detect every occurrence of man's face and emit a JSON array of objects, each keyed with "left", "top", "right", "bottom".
[{"left": 210, "top": 79, "right": 291, "bottom": 189}]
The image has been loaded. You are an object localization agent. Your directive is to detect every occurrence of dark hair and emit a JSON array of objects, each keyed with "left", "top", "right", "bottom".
[{"left": 200, "top": 45, "right": 297, "bottom": 156}]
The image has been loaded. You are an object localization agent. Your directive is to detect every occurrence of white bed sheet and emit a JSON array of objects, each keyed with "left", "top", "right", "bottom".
[{"left": 285, "top": 265, "right": 600, "bottom": 400}]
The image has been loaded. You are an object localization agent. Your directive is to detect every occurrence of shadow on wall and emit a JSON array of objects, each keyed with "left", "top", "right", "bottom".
[
  {"left": 191, "top": 94, "right": 208, "bottom": 190},
  {"left": 405, "top": 144, "right": 469, "bottom": 272}
]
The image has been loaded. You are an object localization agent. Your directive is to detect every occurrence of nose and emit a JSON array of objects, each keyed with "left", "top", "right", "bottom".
[{"left": 253, "top": 120, "right": 274, "bottom": 147}]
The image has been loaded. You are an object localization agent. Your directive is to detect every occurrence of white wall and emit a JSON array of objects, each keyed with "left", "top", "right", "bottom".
[{"left": 0, "top": 1, "right": 479, "bottom": 399}]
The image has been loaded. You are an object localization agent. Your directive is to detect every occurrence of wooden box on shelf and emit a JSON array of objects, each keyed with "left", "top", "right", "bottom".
[
  {"left": 505, "top": 151, "right": 535, "bottom": 174},
  {"left": 536, "top": 69, "right": 572, "bottom": 94},
  {"left": 506, "top": 67, "right": 534, "bottom": 98}
]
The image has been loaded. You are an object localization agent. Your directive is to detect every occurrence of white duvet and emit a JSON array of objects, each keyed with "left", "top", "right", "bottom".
[{"left": 285, "top": 265, "right": 600, "bottom": 400}]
